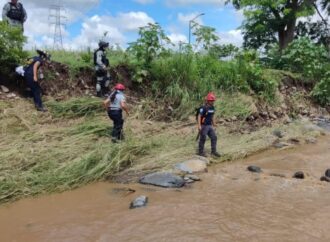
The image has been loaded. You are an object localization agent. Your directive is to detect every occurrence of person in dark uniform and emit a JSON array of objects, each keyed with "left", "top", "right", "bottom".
[
  {"left": 2, "top": 0, "right": 27, "bottom": 31},
  {"left": 94, "top": 40, "right": 110, "bottom": 97},
  {"left": 103, "top": 83, "right": 129, "bottom": 142},
  {"left": 24, "top": 50, "right": 51, "bottom": 112},
  {"left": 197, "top": 92, "right": 221, "bottom": 157}
]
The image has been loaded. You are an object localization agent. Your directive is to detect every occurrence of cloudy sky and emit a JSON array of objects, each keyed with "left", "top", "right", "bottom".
[{"left": 0, "top": 0, "right": 326, "bottom": 50}]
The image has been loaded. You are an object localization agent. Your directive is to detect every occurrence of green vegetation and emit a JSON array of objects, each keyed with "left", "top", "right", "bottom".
[
  {"left": 0, "top": 21, "right": 27, "bottom": 75},
  {"left": 0, "top": 2, "right": 329, "bottom": 204}
]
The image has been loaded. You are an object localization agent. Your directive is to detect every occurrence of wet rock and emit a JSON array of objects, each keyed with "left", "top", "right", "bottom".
[
  {"left": 130, "top": 195, "right": 148, "bottom": 209},
  {"left": 273, "top": 142, "right": 290, "bottom": 149},
  {"left": 293, "top": 171, "right": 304, "bottom": 179},
  {"left": 305, "top": 137, "right": 317, "bottom": 144},
  {"left": 272, "top": 129, "right": 284, "bottom": 138},
  {"left": 175, "top": 159, "right": 208, "bottom": 174},
  {"left": 139, "top": 172, "right": 185, "bottom": 188},
  {"left": 184, "top": 178, "right": 195, "bottom": 183},
  {"left": 247, "top": 165, "right": 262, "bottom": 173},
  {"left": 325, "top": 169, "right": 330, "bottom": 178},
  {"left": 320, "top": 176, "right": 330, "bottom": 182},
  {"left": 184, "top": 174, "right": 201, "bottom": 181},
  {"left": 0, "top": 85, "right": 9, "bottom": 93}
]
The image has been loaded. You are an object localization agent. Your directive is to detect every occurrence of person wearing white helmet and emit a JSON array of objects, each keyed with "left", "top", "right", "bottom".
[{"left": 23, "top": 50, "right": 51, "bottom": 112}]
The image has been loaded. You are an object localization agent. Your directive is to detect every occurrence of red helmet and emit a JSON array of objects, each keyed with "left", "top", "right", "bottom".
[
  {"left": 114, "top": 83, "right": 125, "bottom": 90},
  {"left": 206, "top": 92, "right": 216, "bottom": 101}
]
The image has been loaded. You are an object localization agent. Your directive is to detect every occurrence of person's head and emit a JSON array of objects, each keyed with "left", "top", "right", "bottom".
[
  {"left": 11, "top": 0, "right": 18, "bottom": 4},
  {"left": 205, "top": 92, "right": 216, "bottom": 105},
  {"left": 36, "top": 49, "right": 51, "bottom": 64},
  {"left": 98, "top": 40, "right": 109, "bottom": 50},
  {"left": 114, "top": 83, "right": 125, "bottom": 91}
]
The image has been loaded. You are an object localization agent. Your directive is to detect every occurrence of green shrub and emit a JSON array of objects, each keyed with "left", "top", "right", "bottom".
[
  {"left": 0, "top": 21, "right": 27, "bottom": 75},
  {"left": 266, "top": 38, "right": 329, "bottom": 80},
  {"left": 312, "top": 71, "right": 330, "bottom": 106}
]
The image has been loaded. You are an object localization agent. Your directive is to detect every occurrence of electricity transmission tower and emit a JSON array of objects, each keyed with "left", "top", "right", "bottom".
[{"left": 49, "top": 1, "right": 67, "bottom": 49}]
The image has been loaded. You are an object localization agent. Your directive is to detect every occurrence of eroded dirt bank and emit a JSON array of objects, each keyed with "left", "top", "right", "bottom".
[{"left": 0, "top": 135, "right": 329, "bottom": 242}]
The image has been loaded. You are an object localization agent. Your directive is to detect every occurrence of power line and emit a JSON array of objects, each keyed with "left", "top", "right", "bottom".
[{"left": 49, "top": 0, "right": 67, "bottom": 50}]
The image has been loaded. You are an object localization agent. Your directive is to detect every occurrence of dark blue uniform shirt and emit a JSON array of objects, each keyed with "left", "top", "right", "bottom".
[
  {"left": 199, "top": 105, "right": 215, "bottom": 125},
  {"left": 24, "top": 56, "right": 43, "bottom": 76}
]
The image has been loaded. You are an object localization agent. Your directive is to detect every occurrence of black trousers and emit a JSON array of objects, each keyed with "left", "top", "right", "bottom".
[
  {"left": 108, "top": 109, "right": 124, "bottom": 140},
  {"left": 25, "top": 75, "right": 43, "bottom": 108}
]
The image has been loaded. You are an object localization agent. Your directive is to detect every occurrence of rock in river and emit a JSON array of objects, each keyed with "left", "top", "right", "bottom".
[
  {"left": 247, "top": 165, "right": 262, "bottom": 173},
  {"left": 292, "top": 171, "right": 305, "bottom": 179},
  {"left": 325, "top": 169, "right": 330, "bottom": 178},
  {"left": 130, "top": 195, "right": 148, "bottom": 209},
  {"left": 139, "top": 172, "right": 185, "bottom": 188},
  {"left": 175, "top": 159, "right": 208, "bottom": 174}
]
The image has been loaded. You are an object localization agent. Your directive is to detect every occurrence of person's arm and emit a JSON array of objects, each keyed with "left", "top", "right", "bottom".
[
  {"left": 198, "top": 114, "right": 202, "bottom": 131},
  {"left": 103, "top": 98, "right": 110, "bottom": 110},
  {"left": 96, "top": 51, "right": 106, "bottom": 69},
  {"left": 22, "top": 5, "right": 27, "bottom": 22},
  {"left": 2, "top": 4, "right": 9, "bottom": 23},
  {"left": 33, "top": 61, "right": 40, "bottom": 82},
  {"left": 120, "top": 100, "right": 129, "bottom": 116}
]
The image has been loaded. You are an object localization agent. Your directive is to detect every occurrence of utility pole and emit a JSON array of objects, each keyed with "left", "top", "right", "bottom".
[
  {"left": 49, "top": 0, "right": 67, "bottom": 50},
  {"left": 188, "top": 13, "right": 205, "bottom": 45}
]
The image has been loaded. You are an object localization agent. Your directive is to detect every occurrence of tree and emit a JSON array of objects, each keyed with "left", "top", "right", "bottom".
[
  {"left": 227, "top": 0, "right": 317, "bottom": 50},
  {"left": 193, "top": 25, "right": 219, "bottom": 50},
  {"left": 127, "top": 23, "right": 172, "bottom": 67}
]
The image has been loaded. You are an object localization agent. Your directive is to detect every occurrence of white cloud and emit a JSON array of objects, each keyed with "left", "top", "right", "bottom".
[
  {"left": 218, "top": 29, "right": 243, "bottom": 47},
  {"left": 166, "top": 0, "right": 226, "bottom": 7},
  {"left": 168, "top": 33, "right": 187, "bottom": 44},
  {"left": 115, "top": 11, "right": 155, "bottom": 31},
  {"left": 177, "top": 12, "right": 204, "bottom": 25},
  {"left": 133, "top": 0, "right": 154, "bottom": 4}
]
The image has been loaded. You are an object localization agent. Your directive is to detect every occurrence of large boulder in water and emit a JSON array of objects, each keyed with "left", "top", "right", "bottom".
[
  {"left": 139, "top": 172, "right": 185, "bottom": 188},
  {"left": 174, "top": 158, "right": 208, "bottom": 174}
]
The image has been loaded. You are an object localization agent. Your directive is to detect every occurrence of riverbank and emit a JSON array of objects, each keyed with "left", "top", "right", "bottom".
[{"left": 0, "top": 96, "right": 327, "bottom": 203}]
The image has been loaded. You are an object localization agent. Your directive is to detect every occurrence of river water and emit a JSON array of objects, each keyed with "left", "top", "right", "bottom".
[{"left": 0, "top": 135, "right": 329, "bottom": 242}]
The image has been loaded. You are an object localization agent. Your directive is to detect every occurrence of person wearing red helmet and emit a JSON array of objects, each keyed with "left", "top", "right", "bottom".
[
  {"left": 197, "top": 92, "right": 221, "bottom": 157},
  {"left": 103, "top": 83, "right": 129, "bottom": 142}
]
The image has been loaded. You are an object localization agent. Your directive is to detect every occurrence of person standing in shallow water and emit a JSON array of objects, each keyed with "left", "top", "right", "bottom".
[
  {"left": 103, "top": 83, "right": 129, "bottom": 143},
  {"left": 197, "top": 92, "right": 221, "bottom": 158}
]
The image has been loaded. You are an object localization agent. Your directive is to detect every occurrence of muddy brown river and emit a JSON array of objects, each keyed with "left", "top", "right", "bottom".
[{"left": 0, "top": 135, "right": 330, "bottom": 242}]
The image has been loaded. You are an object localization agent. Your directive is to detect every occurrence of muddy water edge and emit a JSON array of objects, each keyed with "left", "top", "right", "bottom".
[{"left": 0, "top": 135, "right": 330, "bottom": 242}]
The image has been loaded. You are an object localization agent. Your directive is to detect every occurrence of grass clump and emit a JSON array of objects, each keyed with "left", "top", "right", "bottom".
[{"left": 46, "top": 97, "right": 104, "bottom": 118}]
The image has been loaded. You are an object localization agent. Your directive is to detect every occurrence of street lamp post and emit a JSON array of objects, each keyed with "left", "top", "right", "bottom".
[{"left": 188, "top": 13, "right": 205, "bottom": 45}]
